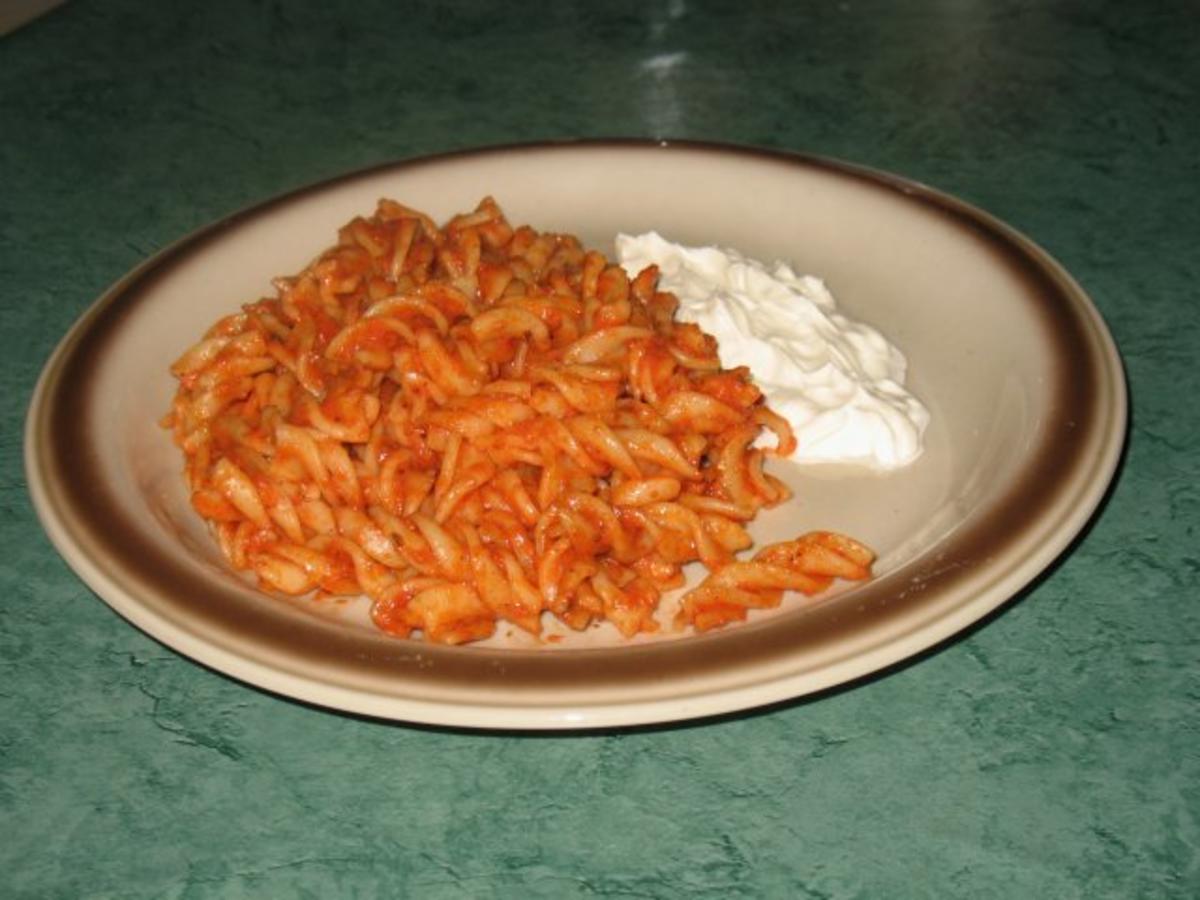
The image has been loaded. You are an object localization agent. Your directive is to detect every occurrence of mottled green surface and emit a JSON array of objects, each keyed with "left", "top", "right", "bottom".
[{"left": 2, "top": 0, "right": 1198, "bottom": 896}]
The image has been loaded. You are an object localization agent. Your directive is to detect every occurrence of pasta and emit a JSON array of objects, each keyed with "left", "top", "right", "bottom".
[{"left": 164, "top": 198, "right": 873, "bottom": 644}]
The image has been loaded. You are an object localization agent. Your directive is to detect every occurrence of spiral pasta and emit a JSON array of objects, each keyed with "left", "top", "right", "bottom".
[{"left": 165, "top": 198, "right": 873, "bottom": 644}]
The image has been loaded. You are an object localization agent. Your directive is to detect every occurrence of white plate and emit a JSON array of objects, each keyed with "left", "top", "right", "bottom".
[{"left": 25, "top": 141, "right": 1127, "bottom": 729}]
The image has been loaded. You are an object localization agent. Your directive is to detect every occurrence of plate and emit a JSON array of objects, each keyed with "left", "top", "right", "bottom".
[{"left": 25, "top": 141, "right": 1127, "bottom": 729}]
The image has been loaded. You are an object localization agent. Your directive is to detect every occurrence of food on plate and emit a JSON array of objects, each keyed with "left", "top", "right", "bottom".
[
  {"left": 164, "top": 198, "right": 874, "bottom": 644},
  {"left": 617, "top": 232, "right": 929, "bottom": 471}
]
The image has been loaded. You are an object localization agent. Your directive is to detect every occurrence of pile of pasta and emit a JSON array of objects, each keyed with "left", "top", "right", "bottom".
[{"left": 165, "top": 198, "right": 873, "bottom": 644}]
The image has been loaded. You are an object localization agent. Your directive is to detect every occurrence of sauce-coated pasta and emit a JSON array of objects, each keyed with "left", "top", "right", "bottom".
[{"left": 165, "top": 198, "right": 873, "bottom": 644}]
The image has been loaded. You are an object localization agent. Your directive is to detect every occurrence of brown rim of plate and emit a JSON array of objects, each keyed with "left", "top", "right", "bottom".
[{"left": 28, "top": 139, "right": 1126, "bottom": 700}]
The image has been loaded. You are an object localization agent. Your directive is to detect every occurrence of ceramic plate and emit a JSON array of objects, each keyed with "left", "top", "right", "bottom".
[{"left": 25, "top": 141, "right": 1126, "bottom": 729}]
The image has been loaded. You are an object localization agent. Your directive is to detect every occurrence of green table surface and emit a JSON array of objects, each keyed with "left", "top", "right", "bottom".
[{"left": 3, "top": 1, "right": 1197, "bottom": 896}]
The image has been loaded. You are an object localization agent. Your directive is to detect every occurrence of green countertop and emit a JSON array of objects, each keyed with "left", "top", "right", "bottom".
[{"left": 3, "top": 1, "right": 1197, "bottom": 896}]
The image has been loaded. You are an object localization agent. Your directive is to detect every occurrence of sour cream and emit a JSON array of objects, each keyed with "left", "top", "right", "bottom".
[{"left": 615, "top": 232, "right": 929, "bottom": 471}]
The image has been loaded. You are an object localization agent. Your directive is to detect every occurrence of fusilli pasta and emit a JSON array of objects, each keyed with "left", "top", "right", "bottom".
[{"left": 165, "top": 198, "right": 873, "bottom": 644}]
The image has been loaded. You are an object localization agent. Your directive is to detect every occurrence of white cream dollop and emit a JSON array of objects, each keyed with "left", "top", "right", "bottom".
[{"left": 615, "top": 231, "right": 929, "bottom": 471}]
